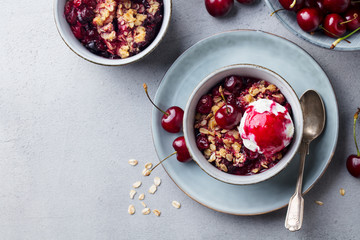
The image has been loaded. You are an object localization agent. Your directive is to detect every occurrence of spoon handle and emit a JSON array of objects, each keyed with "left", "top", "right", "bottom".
[{"left": 285, "top": 142, "right": 309, "bottom": 232}]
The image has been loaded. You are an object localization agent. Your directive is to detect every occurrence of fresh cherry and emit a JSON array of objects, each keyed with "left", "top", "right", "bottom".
[
  {"left": 304, "top": 0, "right": 327, "bottom": 14},
  {"left": 196, "top": 135, "right": 210, "bottom": 150},
  {"left": 323, "top": 0, "right": 350, "bottom": 13},
  {"left": 346, "top": 108, "right": 360, "bottom": 178},
  {"left": 143, "top": 83, "right": 184, "bottom": 133},
  {"left": 279, "top": 0, "right": 305, "bottom": 11},
  {"left": 215, "top": 104, "right": 242, "bottom": 129},
  {"left": 344, "top": 9, "right": 360, "bottom": 31},
  {"left": 297, "top": 8, "right": 323, "bottom": 32},
  {"left": 196, "top": 95, "right": 213, "bottom": 114},
  {"left": 224, "top": 76, "right": 243, "bottom": 92},
  {"left": 173, "top": 136, "right": 192, "bottom": 162},
  {"left": 323, "top": 13, "right": 347, "bottom": 38},
  {"left": 146, "top": 136, "right": 192, "bottom": 176},
  {"left": 205, "top": 0, "right": 234, "bottom": 17}
]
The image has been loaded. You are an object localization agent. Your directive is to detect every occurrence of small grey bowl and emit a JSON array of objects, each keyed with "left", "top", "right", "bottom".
[
  {"left": 183, "top": 64, "right": 304, "bottom": 185},
  {"left": 53, "top": 0, "right": 172, "bottom": 66}
]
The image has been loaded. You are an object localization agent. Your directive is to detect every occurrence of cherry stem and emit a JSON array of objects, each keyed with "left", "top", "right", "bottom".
[
  {"left": 290, "top": 0, "right": 296, "bottom": 8},
  {"left": 331, "top": 26, "right": 360, "bottom": 49},
  {"left": 219, "top": 86, "right": 229, "bottom": 114},
  {"left": 270, "top": 9, "right": 285, "bottom": 16},
  {"left": 143, "top": 83, "right": 169, "bottom": 116},
  {"left": 319, "top": 26, "right": 351, "bottom": 44},
  {"left": 340, "top": 13, "right": 358, "bottom": 25},
  {"left": 150, "top": 151, "right": 177, "bottom": 172}
]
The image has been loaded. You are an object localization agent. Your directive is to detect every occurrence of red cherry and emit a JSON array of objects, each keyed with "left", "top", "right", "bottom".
[
  {"left": 346, "top": 155, "right": 360, "bottom": 178},
  {"left": 143, "top": 84, "right": 183, "bottom": 133},
  {"left": 236, "top": 0, "right": 256, "bottom": 4},
  {"left": 205, "top": 0, "right": 234, "bottom": 17},
  {"left": 196, "top": 95, "right": 213, "bottom": 114},
  {"left": 323, "top": 0, "right": 350, "bottom": 13},
  {"left": 344, "top": 9, "right": 360, "bottom": 31},
  {"left": 172, "top": 136, "right": 192, "bottom": 162},
  {"left": 196, "top": 135, "right": 209, "bottom": 150},
  {"left": 323, "top": 13, "right": 347, "bottom": 38},
  {"left": 278, "top": 0, "right": 305, "bottom": 11},
  {"left": 346, "top": 108, "right": 360, "bottom": 178},
  {"left": 304, "top": 0, "right": 327, "bottom": 14},
  {"left": 297, "top": 8, "right": 323, "bottom": 32},
  {"left": 215, "top": 104, "right": 242, "bottom": 129},
  {"left": 224, "top": 76, "right": 243, "bottom": 92},
  {"left": 74, "top": 0, "right": 82, "bottom": 8},
  {"left": 161, "top": 106, "right": 184, "bottom": 133}
]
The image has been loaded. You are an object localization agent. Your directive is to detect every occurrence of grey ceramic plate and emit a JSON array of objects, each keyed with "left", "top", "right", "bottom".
[
  {"left": 151, "top": 30, "right": 339, "bottom": 215},
  {"left": 265, "top": 0, "right": 360, "bottom": 51}
]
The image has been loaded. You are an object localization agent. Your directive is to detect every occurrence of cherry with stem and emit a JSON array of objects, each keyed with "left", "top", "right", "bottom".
[
  {"left": 331, "top": 26, "right": 360, "bottom": 49},
  {"left": 346, "top": 108, "right": 360, "bottom": 178},
  {"left": 143, "top": 83, "right": 184, "bottom": 133}
]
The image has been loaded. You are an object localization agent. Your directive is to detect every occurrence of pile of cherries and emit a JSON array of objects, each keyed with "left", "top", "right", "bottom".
[
  {"left": 346, "top": 108, "right": 360, "bottom": 178},
  {"left": 205, "top": 0, "right": 257, "bottom": 17},
  {"left": 143, "top": 84, "right": 191, "bottom": 174},
  {"left": 277, "top": 0, "right": 360, "bottom": 48}
]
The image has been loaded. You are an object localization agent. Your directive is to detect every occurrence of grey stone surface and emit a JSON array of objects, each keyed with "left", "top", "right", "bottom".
[{"left": 0, "top": 1, "right": 360, "bottom": 239}]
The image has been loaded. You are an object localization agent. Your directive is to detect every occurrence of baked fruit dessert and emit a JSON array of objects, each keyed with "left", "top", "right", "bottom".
[
  {"left": 64, "top": 0, "right": 163, "bottom": 59},
  {"left": 194, "top": 76, "right": 295, "bottom": 175}
]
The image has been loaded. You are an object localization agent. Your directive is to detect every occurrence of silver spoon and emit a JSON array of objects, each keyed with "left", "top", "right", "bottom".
[{"left": 285, "top": 90, "right": 326, "bottom": 232}]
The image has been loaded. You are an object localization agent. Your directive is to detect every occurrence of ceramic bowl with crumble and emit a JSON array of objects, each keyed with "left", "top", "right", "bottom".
[
  {"left": 54, "top": 0, "right": 171, "bottom": 65},
  {"left": 183, "top": 64, "right": 304, "bottom": 185}
]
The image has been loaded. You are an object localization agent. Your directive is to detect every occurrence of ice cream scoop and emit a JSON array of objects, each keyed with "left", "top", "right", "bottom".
[{"left": 238, "top": 99, "right": 294, "bottom": 156}]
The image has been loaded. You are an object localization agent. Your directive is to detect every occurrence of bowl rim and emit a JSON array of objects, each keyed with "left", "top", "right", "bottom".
[
  {"left": 183, "top": 63, "right": 304, "bottom": 185},
  {"left": 53, "top": 0, "right": 172, "bottom": 66}
]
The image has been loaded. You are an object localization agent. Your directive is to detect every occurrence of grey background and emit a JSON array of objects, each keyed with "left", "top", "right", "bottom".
[{"left": 1, "top": 0, "right": 360, "bottom": 239}]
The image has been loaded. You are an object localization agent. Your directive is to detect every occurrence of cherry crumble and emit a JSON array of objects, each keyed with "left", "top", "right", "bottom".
[{"left": 64, "top": 0, "right": 163, "bottom": 59}]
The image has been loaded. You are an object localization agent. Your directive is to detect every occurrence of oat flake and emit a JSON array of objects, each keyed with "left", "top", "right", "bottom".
[
  {"left": 138, "top": 193, "right": 145, "bottom": 200},
  {"left": 340, "top": 188, "right": 345, "bottom": 196},
  {"left": 128, "top": 159, "right": 138, "bottom": 166},
  {"left": 145, "top": 162, "right": 153, "bottom": 169},
  {"left": 141, "top": 201, "right": 147, "bottom": 208},
  {"left": 315, "top": 200, "right": 324, "bottom": 206},
  {"left": 142, "top": 168, "right": 151, "bottom": 176},
  {"left": 149, "top": 184, "right": 157, "bottom": 194},
  {"left": 172, "top": 201, "right": 181, "bottom": 209},
  {"left": 154, "top": 177, "right": 161, "bottom": 186},
  {"left": 132, "top": 181, "right": 142, "bottom": 188},
  {"left": 153, "top": 209, "right": 161, "bottom": 217},
  {"left": 129, "top": 189, "right": 136, "bottom": 199},
  {"left": 128, "top": 205, "right": 135, "bottom": 215},
  {"left": 142, "top": 208, "right": 151, "bottom": 215}
]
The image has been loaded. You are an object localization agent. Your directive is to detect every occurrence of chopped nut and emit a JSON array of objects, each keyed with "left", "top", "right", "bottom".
[
  {"left": 208, "top": 118, "right": 217, "bottom": 130},
  {"left": 154, "top": 177, "right": 161, "bottom": 186},
  {"left": 145, "top": 162, "right": 153, "bottom": 169},
  {"left": 340, "top": 188, "right": 345, "bottom": 196},
  {"left": 200, "top": 119, "right": 207, "bottom": 126},
  {"left": 204, "top": 149, "right": 212, "bottom": 157},
  {"left": 153, "top": 209, "right": 161, "bottom": 217},
  {"left": 199, "top": 128, "right": 209, "bottom": 134},
  {"left": 315, "top": 201, "right": 324, "bottom": 206},
  {"left": 132, "top": 181, "right": 142, "bottom": 188},
  {"left": 172, "top": 201, "right": 181, "bottom": 209},
  {"left": 138, "top": 193, "right": 145, "bottom": 200},
  {"left": 129, "top": 189, "right": 136, "bottom": 199},
  {"left": 142, "top": 168, "right": 151, "bottom": 176},
  {"left": 251, "top": 168, "right": 259, "bottom": 174},
  {"left": 220, "top": 129, "right": 228, "bottom": 134},
  {"left": 218, "top": 148, "right": 227, "bottom": 158},
  {"left": 210, "top": 144, "right": 216, "bottom": 151},
  {"left": 267, "top": 84, "right": 277, "bottom": 92},
  {"left": 148, "top": 184, "right": 157, "bottom": 194},
  {"left": 128, "top": 205, "right": 135, "bottom": 215},
  {"left": 232, "top": 142, "right": 241, "bottom": 152},
  {"left": 141, "top": 201, "right": 147, "bottom": 208},
  {"left": 128, "top": 159, "right": 138, "bottom": 166},
  {"left": 142, "top": 208, "right": 151, "bottom": 215}
]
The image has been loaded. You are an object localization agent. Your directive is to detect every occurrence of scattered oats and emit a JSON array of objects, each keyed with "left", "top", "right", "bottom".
[
  {"left": 128, "top": 159, "right": 138, "bottom": 166},
  {"left": 340, "top": 188, "right": 345, "bottom": 196},
  {"left": 153, "top": 209, "right": 161, "bottom": 217},
  {"left": 132, "top": 181, "right": 142, "bottom": 188},
  {"left": 142, "top": 208, "right": 151, "bottom": 215},
  {"left": 138, "top": 193, "right": 145, "bottom": 200},
  {"left": 128, "top": 205, "right": 135, "bottom": 215},
  {"left": 149, "top": 184, "right": 157, "bottom": 194},
  {"left": 141, "top": 201, "right": 147, "bottom": 208},
  {"left": 315, "top": 200, "right": 324, "bottom": 206},
  {"left": 142, "top": 168, "right": 151, "bottom": 176},
  {"left": 145, "top": 162, "right": 153, "bottom": 169},
  {"left": 154, "top": 177, "right": 161, "bottom": 186},
  {"left": 129, "top": 189, "right": 136, "bottom": 199},
  {"left": 172, "top": 200, "right": 181, "bottom": 209}
]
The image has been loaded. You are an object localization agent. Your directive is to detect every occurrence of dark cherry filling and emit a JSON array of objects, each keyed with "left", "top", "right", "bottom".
[
  {"left": 64, "top": 0, "right": 163, "bottom": 59},
  {"left": 194, "top": 76, "right": 293, "bottom": 176}
]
